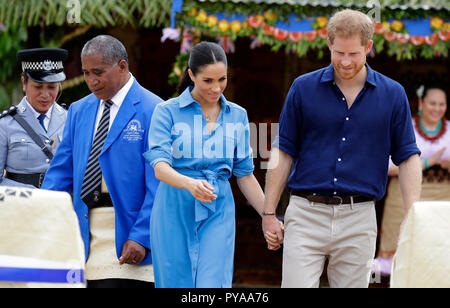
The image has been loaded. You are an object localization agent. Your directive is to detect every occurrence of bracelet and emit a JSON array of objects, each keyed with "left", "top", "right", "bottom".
[
  {"left": 424, "top": 158, "right": 429, "bottom": 170},
  {"left": 262, "top": 211, "right": 276, "bottom": 216}
]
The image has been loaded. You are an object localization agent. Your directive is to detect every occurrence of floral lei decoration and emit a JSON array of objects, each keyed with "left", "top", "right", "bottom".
[{"left": 414, "top": 115, "right": 447, "bottom": 143}]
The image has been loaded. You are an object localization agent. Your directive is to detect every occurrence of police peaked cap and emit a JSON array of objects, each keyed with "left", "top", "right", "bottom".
[{"left": 17, "top": 48, "right": 68, "bottom": 83}]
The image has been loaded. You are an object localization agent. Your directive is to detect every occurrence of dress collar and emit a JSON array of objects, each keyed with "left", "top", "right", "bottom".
[{"left": 179, "top": 86, "right": 231, "bottom": 112}]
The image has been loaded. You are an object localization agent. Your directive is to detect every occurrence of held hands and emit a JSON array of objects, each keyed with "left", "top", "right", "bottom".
[
  {"left": 186, "top": 178, "right": 217, "bottom": 203},
  {"left": 263, "top": 215, "right": 284, "bottom": 251}
]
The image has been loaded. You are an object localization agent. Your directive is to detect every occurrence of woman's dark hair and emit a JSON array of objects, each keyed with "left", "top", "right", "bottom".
[
  {"left": 177, "top": 41, "right": 228, "bottom": 94},
  {"left": 22, "top": 72, "right": 29, "bottom": 83},
  {"left": 422, "top": 81, "right": 447, "bottom": 100}
]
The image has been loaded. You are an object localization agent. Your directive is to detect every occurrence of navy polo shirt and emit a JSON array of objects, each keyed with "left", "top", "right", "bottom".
[{"left": 276, "top": 64, "right": 420, "bottom": 200}]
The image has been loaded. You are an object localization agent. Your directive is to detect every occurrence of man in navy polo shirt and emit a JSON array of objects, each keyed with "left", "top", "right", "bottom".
[{"left": 262, "top": 9, "right": 422, "bottom": 288}]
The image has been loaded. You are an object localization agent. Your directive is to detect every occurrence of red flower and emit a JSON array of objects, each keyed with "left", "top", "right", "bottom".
[
  {"left": 410, "top": 36, "right": 425, "bottom": 46},
  {"left": 262, "top": 23, "right": 274, "bottom": 36},
  {"left": 273, "top": 28, "right": 289, "bottom": 41},
  {"left": 248, "top": 15, "right": 263, "bottom": 28},
  {"left": 374, "top": 22, "right": 385, "bottom": 34},
  {"left": 374, "top": 22, "right": 392, "bottom": 35},
  {"left": 317, "top": 28, "right": 328, "bottom": 39},
  {"left": 438, "top": 29, "right": 450, "bottom": 42},
  {"left": 396, "top": 33, "right": 410, "bottom": 44},
  {"left": 383, "top": 31, "right": 397, "bottom": 42},
  {"left": 289, "top": 31, "right": 303, "bottom": 43},
  {"left": 425, "top": 33, "right": 438, "bottom": 46},
  {"left": 305, "top": 31, "right": 317, "bottom": 42}
]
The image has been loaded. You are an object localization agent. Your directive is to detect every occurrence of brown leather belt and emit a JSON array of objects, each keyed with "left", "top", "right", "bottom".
[{"left": 291, "top": 191, "right": 374, "bottom": 205}]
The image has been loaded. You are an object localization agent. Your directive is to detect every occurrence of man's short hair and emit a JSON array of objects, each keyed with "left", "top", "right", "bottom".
[
  {"left": 81, "top": 35, "right": 129, "bottom": 65},
  {"left": 327, "top": 9, "right": 374, "bottom": 46}
]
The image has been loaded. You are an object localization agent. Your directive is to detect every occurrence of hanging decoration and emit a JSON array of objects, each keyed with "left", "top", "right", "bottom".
[
  {"left": 174, "top": 9, "right": 449, "bottom": 59},
  {"left": 164, "top": 0, "right": 449, "bottom": 87},
  {"left": 180, "top": 28, "right": 194, "bottom": 54},
  {"left": 217, "top": 35, "right": 235, "bottom": 54}
]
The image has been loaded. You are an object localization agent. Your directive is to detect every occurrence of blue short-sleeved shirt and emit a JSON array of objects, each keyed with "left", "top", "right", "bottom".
[
  {"left": 276, "top": 64, "right": 420, "bottom": 200},
  {"left": 144, "top": 87, "right": 254, "bottom": 177}
]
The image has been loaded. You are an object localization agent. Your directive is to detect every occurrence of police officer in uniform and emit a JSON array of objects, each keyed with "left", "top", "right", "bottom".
[{"left": 0, "top": 48, "right": 68, "bottom": 188}]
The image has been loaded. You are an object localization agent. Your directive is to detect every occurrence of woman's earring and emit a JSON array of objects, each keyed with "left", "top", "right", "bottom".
[{"left": 418, "top": 109, "right": 422, "bottom": 117}]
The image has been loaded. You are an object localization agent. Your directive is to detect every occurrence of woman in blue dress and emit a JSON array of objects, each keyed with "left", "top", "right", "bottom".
[{"left": 144, "top": 42, "right": 282, "bottom": 288}]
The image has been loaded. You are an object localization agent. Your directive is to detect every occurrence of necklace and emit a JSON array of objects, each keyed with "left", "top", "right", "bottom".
[
  {"left": 204, "top": 105, "right": 220, "bottom": 123},
  {"left": 419, "top": 118, "right": 442, "bottom": 135},
  {"left": 414, "top": 115, "right": 446, "bottom": 143},
  {"left": 190, "top": 91, "right": 220, "bottom": 123}
]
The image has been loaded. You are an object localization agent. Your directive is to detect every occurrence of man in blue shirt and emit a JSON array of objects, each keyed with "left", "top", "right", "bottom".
[{"left": 262, "top": 9, "right": 422, "bottom": 288}]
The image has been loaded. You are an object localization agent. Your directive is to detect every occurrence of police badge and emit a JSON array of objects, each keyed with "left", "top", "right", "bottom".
[{"left": 43, "top": 60, "right": 53, "bottom": 71}]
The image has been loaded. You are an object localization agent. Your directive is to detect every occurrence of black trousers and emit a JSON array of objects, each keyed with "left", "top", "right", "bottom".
[{"left": 87, "top": 279, "right": 155, "bottom": 288}]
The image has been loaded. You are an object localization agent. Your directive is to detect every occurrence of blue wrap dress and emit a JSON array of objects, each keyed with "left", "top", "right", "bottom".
[{"left": 144, "top": 87, "right": 254, "bottom": 288}]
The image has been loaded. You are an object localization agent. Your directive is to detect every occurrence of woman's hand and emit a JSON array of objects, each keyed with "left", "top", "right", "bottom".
[
  {"left": 263, "top": 216, "right": 284, "bottom": 251},
  {"left": 428, "top": 147, "right": 446, "bottom": 168},
  {"left": 185, "top": 178, "right": 217, "bottom": 203},
  {"left": 440, "top": 157, "right": 450, "bottom": 170},
  {"left": 154, "top": 162, "right": 218, "bottom": 203}
]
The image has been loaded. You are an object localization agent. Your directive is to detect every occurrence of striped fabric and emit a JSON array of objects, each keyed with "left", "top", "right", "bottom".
[{"left": 80, "top": 100, "right": 113, "bottom": 205}]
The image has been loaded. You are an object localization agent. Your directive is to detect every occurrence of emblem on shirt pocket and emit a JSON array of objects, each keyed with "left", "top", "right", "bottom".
[{"left": 123, "top": 119, "right": 144, "bottom": 142}]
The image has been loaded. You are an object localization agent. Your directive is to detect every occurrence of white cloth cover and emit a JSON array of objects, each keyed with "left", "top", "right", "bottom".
[
  {"left": 85, "top": 207, "right": 154, "bottom": 282},
  {"left": 0, "top": 187, "right": 85, "bottom": 288},
  {"left": 391, "top": 201, "right": 450, "bottom": 288}
]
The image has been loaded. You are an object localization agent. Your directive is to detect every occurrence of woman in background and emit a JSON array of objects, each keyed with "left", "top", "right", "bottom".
[{"left": 374, "top": 82, "right": 449, "bottom": 276}]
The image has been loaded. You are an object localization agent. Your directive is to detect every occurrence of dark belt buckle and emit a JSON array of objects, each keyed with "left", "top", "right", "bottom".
[{"left": 331, "top": 196, "right": 343, "bottom": 206}]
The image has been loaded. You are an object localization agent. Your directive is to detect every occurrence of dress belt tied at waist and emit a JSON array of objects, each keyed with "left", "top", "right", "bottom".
[{"left": 178, "top": 168, "right": 230, "bottom": 222}]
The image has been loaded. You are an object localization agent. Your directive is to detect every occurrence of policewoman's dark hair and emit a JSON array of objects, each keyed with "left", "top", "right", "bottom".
[
  {"left": 177, "top": 41, "right": 228, "bottom": 94},
  {"left": 21, "top": 72, "right": 63, "bottom": 103}
]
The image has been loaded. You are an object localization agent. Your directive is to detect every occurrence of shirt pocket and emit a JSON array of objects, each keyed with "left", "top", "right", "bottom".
[{"left": 8, "top": 136, "right": 31, "bottom": 163}]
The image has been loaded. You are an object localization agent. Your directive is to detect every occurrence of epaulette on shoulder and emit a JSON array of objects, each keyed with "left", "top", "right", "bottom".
[{"left": 0, "top": 106, "right": 17, "bottom": 119}]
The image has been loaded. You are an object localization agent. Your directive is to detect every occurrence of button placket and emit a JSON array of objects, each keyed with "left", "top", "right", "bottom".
[
  {"left": 334, "top": 111, "right": 351, "bottom": 194},
  {"left": 191, "top": 226, "right": 200, "bottom": 284}
]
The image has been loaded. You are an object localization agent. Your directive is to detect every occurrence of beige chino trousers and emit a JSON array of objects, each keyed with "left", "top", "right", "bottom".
[{"left": 282, "top": 196, "right": 377, "bottom": 288}]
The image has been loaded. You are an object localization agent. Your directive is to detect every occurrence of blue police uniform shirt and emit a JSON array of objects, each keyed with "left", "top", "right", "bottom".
[
  {"left": 0, "top": 97, "right": 67, "bottom": 187},
  {"left": 276, "top": 64, "right": 420, "bottom": 200}
]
